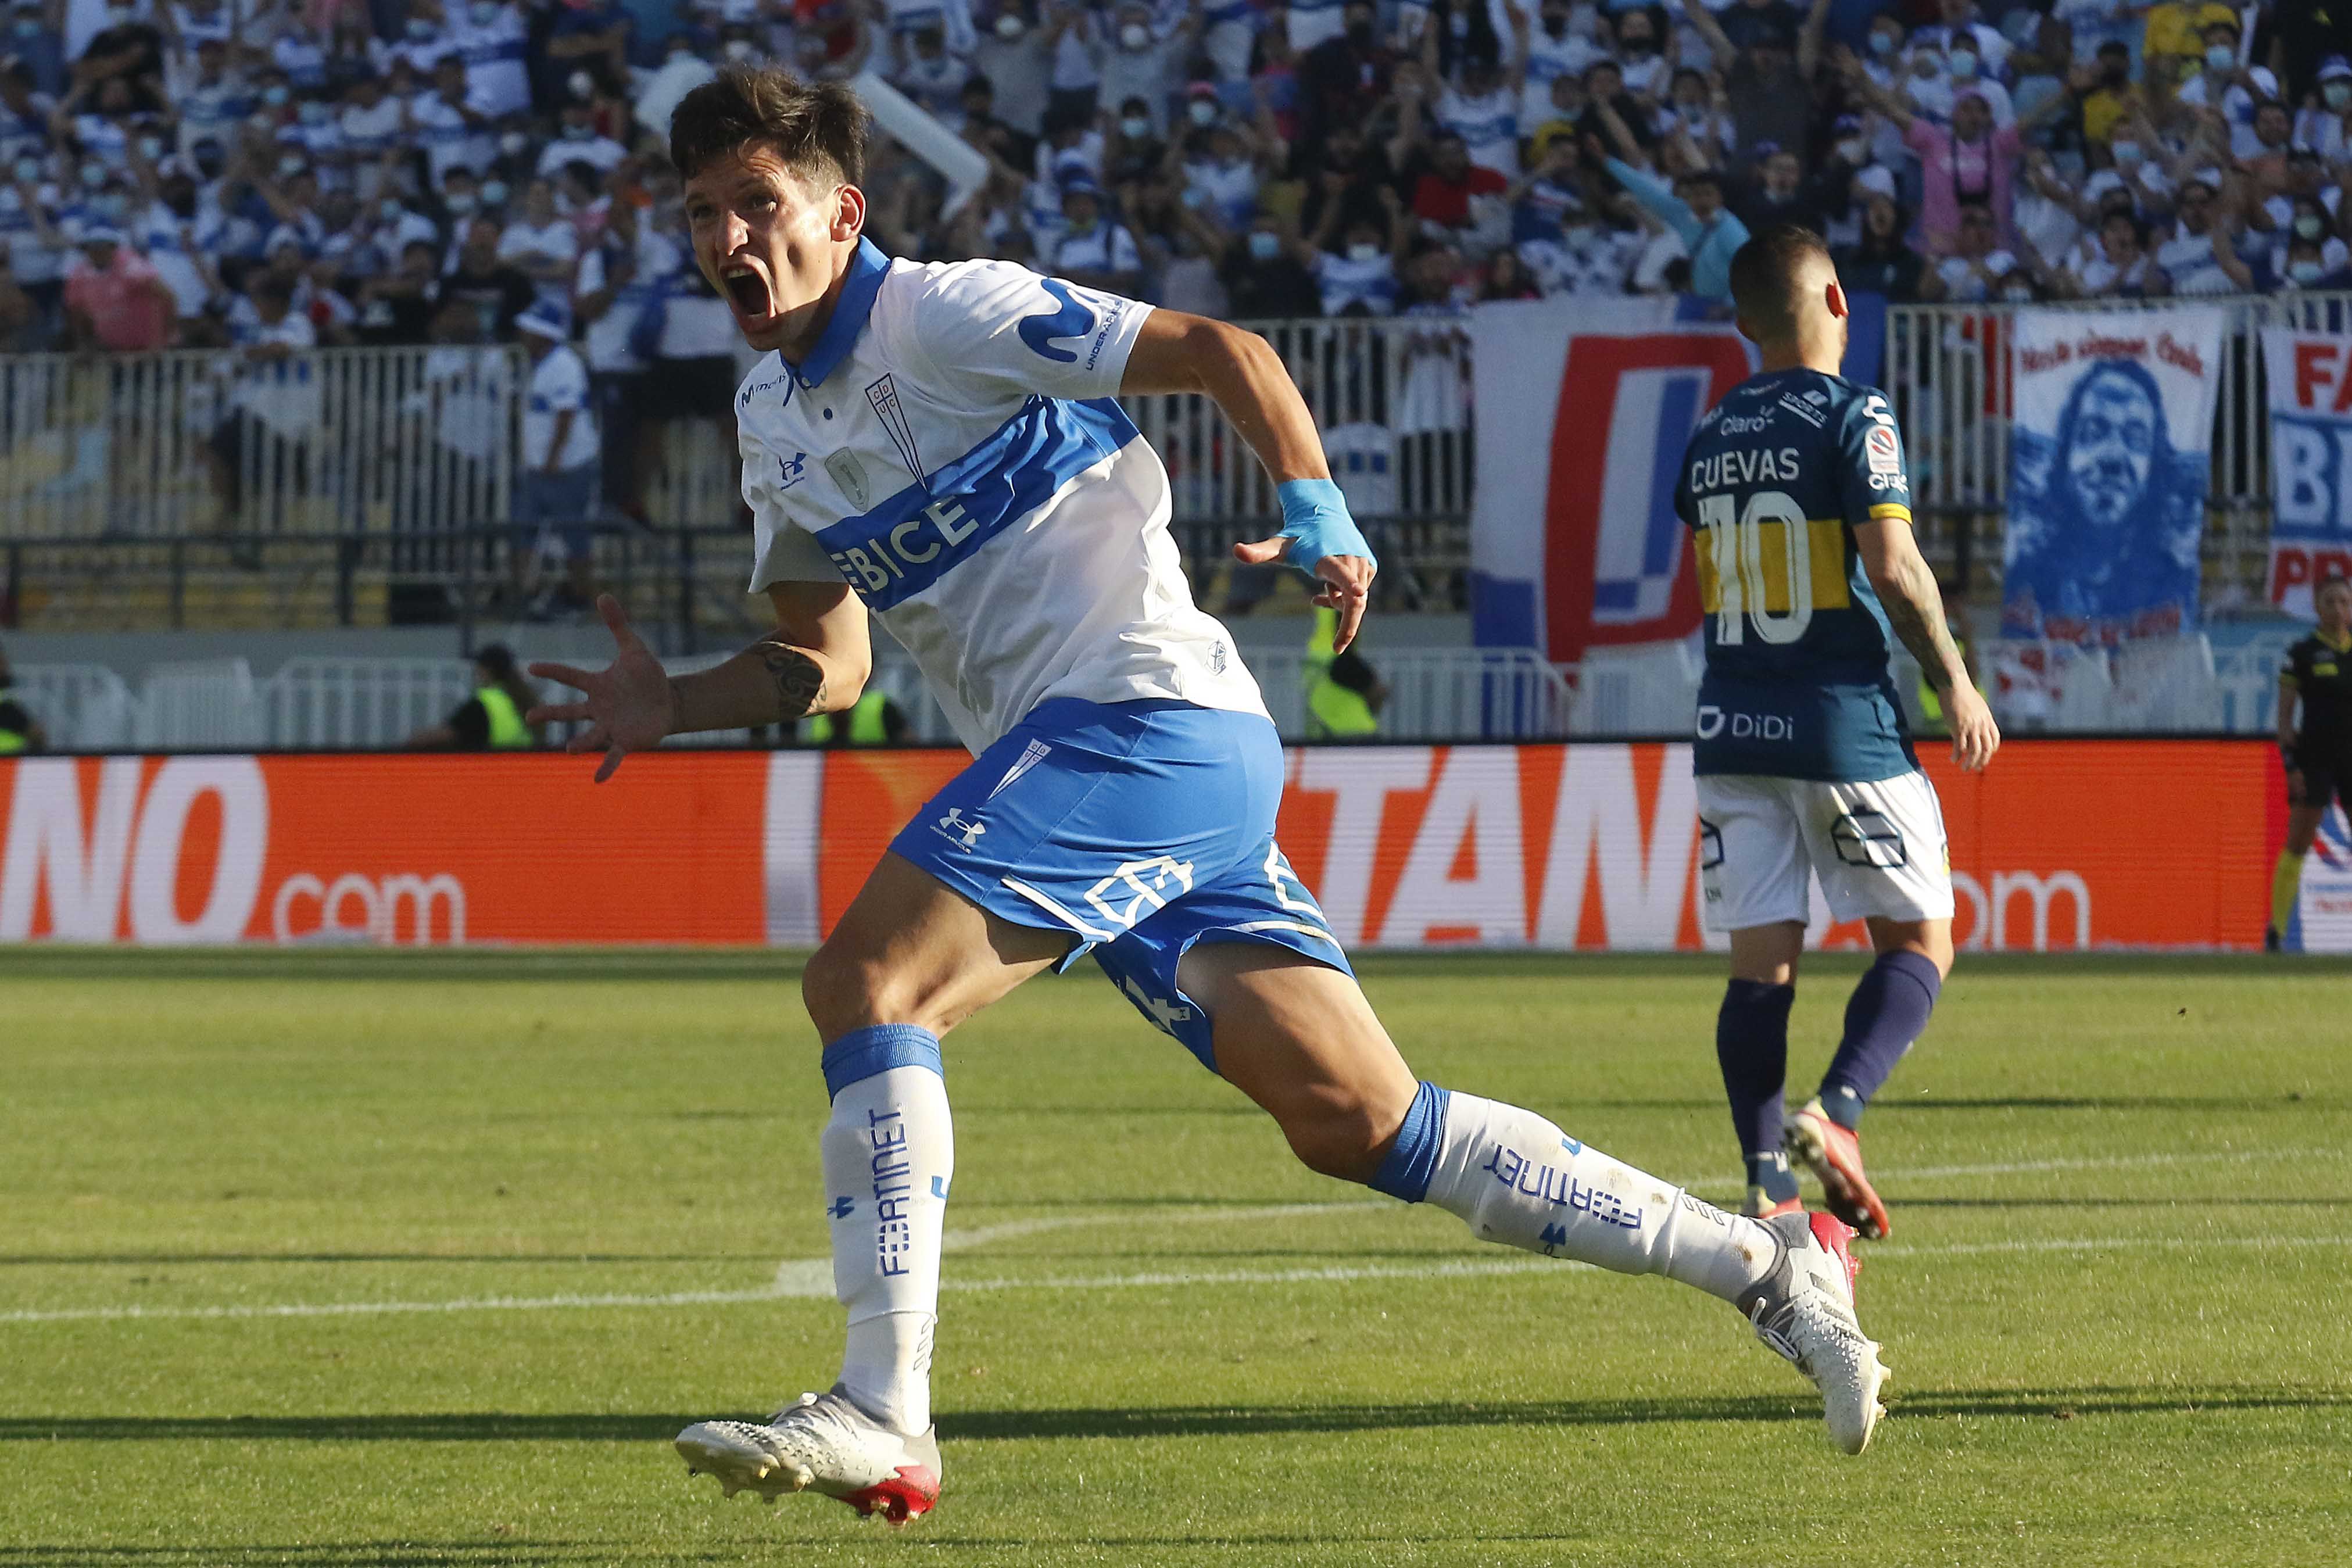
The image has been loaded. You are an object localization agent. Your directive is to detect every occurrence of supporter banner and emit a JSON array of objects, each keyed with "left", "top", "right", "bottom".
[
  {"left": 0, "top": 743, "right": 2274, "bottom": 950},
  {"left": 1469, "top": 298, "right": 1750, "bottom": 666},
  {"left": 2259, "top": 330, "right": 2352, "bottom": 617},
  {"left": 2002, "top": 306, "right": 2222, "bottom": 646}
]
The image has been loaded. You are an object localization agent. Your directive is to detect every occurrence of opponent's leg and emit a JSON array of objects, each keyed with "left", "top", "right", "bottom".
[
  {"left": 1182, "top": 943, "right": 1886, "bottom": 1452},
  {"left": 1720, "top": 923, "right": 1803, "bottom": 1218},
  {"left": 1784, "top": 918, "right": 1949, "bottom": 1239},
  {"left": 678, "top": 852, "right": 1068, "bottom": 1519}
]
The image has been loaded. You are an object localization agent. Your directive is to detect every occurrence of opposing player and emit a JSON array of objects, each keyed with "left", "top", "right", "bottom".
[
  {"left": 531, "top": 72, "right": 1892, "bottom": 1521},
  {"left": 2268, "top": 572, "right": 2352, "bottom": 952},
  {"left": 1678, "top": 225, "right": 1998, "bottom": 1240}
]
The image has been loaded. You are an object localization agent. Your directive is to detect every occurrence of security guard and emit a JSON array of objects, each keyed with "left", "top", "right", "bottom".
[
  {"left": 1304, "top": 606, "right": 1384, "bottom": 740},
  {"left": 406, "top": 645, "right": 544, "bottom": 750},
  {"left": 807, "top": 688, "right": 908, "bottom": 746},
  {"left": 0, "top": 642, "right": 44, "bottom": 754}
]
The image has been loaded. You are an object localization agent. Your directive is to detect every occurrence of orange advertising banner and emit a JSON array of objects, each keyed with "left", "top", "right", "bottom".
[{"left": 0, "top": 742, "right": 2276, "bottom": 950}]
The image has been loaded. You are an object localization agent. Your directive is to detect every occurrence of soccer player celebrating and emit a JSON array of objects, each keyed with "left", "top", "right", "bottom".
[
  {"left": 2268, "top": 573, "right": 2352, "bottom": 952},
  {"left": 1678, "top": 225, "right": 1999, "bottom": 1240},
  {"left": 531, "top": 71, "right": 1892, "bottom": 1520}
]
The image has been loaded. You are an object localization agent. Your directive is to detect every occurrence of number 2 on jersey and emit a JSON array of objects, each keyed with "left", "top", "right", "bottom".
[{"left": 1698, "top": 489, "right": 1812, "bottom": 646}]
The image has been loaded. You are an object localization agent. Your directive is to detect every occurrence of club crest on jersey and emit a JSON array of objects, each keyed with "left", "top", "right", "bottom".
[
  {"left": 826, "top": 450, "right": 872, "bottom": 509},
  {"left": 867, "top": 374, "right": 927, "bottom": 485},
  {"left": 987, "top": 739, "right": 1051, "bottom": 799}
]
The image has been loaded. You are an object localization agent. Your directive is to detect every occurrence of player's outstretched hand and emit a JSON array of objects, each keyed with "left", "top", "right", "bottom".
[
  {"left": 1946, "top": 683, "right": 2000, "bottom": 772},
  {"left": 1232, "top": 535, "right": 1375, "bottom": 653},
  {"left": 526, "top": 594, "right": 675, "bottom": 783}
]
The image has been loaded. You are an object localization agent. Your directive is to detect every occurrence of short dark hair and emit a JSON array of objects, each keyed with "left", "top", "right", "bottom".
[
  {"left": 1728, "top": 223, "right": 1833, "bottom": 341},
  {"left": 669, "top": 63, "right": 870, "bottom": 189}
]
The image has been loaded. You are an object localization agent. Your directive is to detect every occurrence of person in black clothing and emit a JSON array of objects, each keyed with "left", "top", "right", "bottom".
[
  {"left": 2268, "top": 574, "right": 2352, "bottom": 950},
  {"left": 1831, "top": 170, "right": 1923, "bottom": 300},
  {"left": 1294, "top": 0, "right": 1397, "bottom": 161},
  {"left": 0, "top": 639, "right": 46, "bottom": 753},
  {"left": 353, "top": 240, "right": 443, "bottom": 346},
  {"left": 441, "top": 217, "right": 535, "bottom": 342},
  {"left": 1218, "top": 210, "right": 1320, "bottom": 317}
]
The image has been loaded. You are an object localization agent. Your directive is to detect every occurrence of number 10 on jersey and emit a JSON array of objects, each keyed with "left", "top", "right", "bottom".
[{"left": 1698, "top": 489, "right": 1813, "bottom": 646}]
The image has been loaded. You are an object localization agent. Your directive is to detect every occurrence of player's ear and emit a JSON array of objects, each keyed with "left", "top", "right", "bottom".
[
  {"left": 831, "top": 183, "right": 867, "bottom": 245},
  {"left": 1824, "top": 277, "right": 1849, "bottom": 321}
]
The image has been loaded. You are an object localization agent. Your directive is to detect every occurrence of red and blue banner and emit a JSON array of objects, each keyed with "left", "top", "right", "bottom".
[{"left": 2261, "top": 328, "right": 2352, "bottom": 618}]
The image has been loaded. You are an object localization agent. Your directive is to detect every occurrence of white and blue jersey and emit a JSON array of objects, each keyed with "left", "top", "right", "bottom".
[
  {"left": 739, "top": 239, "right": 1265, "bottom": 751},
  {"left": 739, "top": 239, "right": 1343, "bottom": 1071}
]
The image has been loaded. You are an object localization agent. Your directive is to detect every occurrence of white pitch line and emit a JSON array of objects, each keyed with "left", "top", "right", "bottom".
[
  {"left": 4, "top": 1146, "right": 2339, "bottom": 1328},
  {"left": 3, "top": 1235, "right": 2344, "bottom": 1326}
]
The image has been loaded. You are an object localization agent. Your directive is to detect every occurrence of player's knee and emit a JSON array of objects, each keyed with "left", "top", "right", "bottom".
[
  {"left": 801, "top": 941, "right": 922, "bottom": 1041},
  {"left": 1273, "top": 1094, "right": 1391, "bottom": 1184}
]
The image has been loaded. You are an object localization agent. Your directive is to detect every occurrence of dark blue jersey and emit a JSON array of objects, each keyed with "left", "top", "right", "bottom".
[{"left": 1673, "top": 366, "right": 1918, "bottom": 782}]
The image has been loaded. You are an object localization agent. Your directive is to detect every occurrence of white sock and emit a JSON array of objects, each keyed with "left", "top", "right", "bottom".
[
  {"left": 819, "top": 1034, "right": 953, "bottom": 1434},
  {"left": 1381, "top": 1083, "right": 1776, "bottom": 1305}
]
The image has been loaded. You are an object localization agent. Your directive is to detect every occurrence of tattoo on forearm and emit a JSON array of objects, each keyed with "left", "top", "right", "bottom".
[
  {"left": 757, "top": 642, "right": 826, "bottom": 721},
  {"left": 1882, "top": 556, "right": 1966, "bottom": 693}
]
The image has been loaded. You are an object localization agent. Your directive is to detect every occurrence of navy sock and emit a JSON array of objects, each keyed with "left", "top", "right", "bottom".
[
  {"left": 1716, "top": 979, "right": 1796, "bottom": 1201},
  {"left": 1819, "top": 950, "right": 1943, "bottom": 1130}
]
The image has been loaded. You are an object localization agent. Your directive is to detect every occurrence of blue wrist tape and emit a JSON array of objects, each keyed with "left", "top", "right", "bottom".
[{"left": 1275, "top": 478, "right": 1376, "bottom": 579}]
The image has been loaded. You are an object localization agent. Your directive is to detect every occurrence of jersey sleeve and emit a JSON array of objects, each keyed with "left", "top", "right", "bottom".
[
  {"left": 2282, "top": 639, "right": 2310, "bottom": 689},
  {"left": 893, "top": 258, "right": 1152, "bottom": 406},
  {"left": 1838, "top": 386, "right": 1912, "bottom": 529}
]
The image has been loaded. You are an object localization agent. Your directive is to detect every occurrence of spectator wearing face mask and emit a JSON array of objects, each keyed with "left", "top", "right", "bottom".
[
  {"left": 497, "top": 178, "right": 577, "bottom": 314},
  {"left": 2299, "top": 57, "right": 2352, "bottom": 160},
  {"left": 1735, "top": 144, "right": 1817, "bottom": 235},
  {"left": 2266, "top": 197, "right": 2350, "bottom": 289},
  {"left": 2175, "top": 17, "right": 2278, "bottom": 161},
  {"left": 1429, "top": 30, "right": 1526, "bottom": 180},
  {"left": 1041, "top": 0, "right": 1104, "bottom": 126},
  {"left": 538, "top": 100, "right": 629, "bottom": 177},
  {"left": 1518, "top": 0, "right": 1603, "bottom": 131},
  {"left": 129, "top": 158, "right": 224, "bottom": 320},
  {"left": 2276, "top": 233, "right": 2352, "bottom": 292},
  {"left": 1912, "top": 0, "right": 2010, "bottom": 86},
  {"left": 1846, "top": 58, "right": 2065, "bottom": 253},
  {"left": 1218, "top": 208, "right": 1321, "bottom": 317},
  {"left": 894, "top": 24, "right": 975, "bottom": 117},
  {"left": 974, "top": 3, "right": 1052, "bottom": 137},
  {"left": 1311, "top": 192, "right": 1406, "bottom": 316},
  {"left": 63, "top": 223, "right": 173, "bottom": 349},
  {"left": 1094, "top": 0, "right": 1194, "bottom": 135},
  {"left": 2073, "top": 38, "right": 2139, "bottom": 152}
]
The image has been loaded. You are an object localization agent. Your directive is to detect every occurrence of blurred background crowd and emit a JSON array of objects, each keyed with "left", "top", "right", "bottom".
[{"left": 8, "top": 0, "right": 2346, "bottom": 357}]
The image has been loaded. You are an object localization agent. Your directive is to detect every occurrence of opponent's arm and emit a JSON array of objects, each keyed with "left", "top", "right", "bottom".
[
  {"left": 1120, "top": 309, "right": 1377, "bottom": 651},
  {"left": 1855, "top": 515, "right": 2000, "bottom": 771},
  {"left": 528, "top": 585, "right": 871, "bottom": 782}
]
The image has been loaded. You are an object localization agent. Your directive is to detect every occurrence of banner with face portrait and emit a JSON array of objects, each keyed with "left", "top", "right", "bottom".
[{"left": 2000, "top": 307, "right": 2224, "bottom": 647}]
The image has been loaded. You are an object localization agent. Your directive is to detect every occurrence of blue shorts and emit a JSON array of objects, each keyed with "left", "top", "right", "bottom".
[{"left": 887, "top": 697, "right": 1351, "bottom": 1073}]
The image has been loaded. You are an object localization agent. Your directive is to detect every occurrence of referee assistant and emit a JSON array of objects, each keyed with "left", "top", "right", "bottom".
[{"left": 2269, "top": 574, "right": 2352, "bottom": 951}]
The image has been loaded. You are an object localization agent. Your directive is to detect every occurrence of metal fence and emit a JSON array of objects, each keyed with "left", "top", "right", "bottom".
[{"left": 0, "top": 344, "right": 521, "bottom": 545}]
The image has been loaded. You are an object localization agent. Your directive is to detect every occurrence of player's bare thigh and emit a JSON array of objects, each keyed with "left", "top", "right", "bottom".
[
  {"left": 1728, "top": 917, "right": 1952, "bottom": 988},
  {"left": 1177, "top": 943, "right": 1419, "bottom": 1184},
  {"left": 801, "top": 850, "right": 1071, "bottom": 1045}
]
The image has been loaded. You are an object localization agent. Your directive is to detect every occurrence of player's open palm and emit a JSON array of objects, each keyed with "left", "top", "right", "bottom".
[
  {"left": 527, "top": 595, "right": 675, "bottom": 782},
  {"left": 1946, "top": 683, "right": 2000, "bottom": 772}
]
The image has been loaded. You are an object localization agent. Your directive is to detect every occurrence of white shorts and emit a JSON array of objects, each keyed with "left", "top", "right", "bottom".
[{"left": 1697, "top": 771, "right": 1955, "bottom": 932}]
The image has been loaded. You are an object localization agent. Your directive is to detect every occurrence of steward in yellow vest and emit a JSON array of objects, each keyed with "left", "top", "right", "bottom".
[
  {"left": 808, "top": 689, "right": 907, "bottom": 746},
  {"left": 1304, "top": 606, "right": 1383, "bottom": 739}
]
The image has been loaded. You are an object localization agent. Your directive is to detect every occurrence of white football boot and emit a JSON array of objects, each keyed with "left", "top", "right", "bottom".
[
  {"left": 1737, "top": 1209, "right": 1890, "bottom": 1455},
  {"left": 676, "top": 1387, "right": 942, "bottom": 1524}
]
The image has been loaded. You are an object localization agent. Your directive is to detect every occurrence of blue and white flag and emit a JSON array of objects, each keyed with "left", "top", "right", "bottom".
[{"left": 2000, "top": 307, "right": 2224, "bottom": 646}]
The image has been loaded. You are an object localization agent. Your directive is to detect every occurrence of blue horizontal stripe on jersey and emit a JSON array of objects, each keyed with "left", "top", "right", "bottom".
[{"left": 812, "top": 395, "right": 1139, "bottom": 612}]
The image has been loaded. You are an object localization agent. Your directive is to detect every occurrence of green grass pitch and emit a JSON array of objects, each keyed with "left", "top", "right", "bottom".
[{"left": 2, "top": 948, "right": 2346, "bottom": 1567}]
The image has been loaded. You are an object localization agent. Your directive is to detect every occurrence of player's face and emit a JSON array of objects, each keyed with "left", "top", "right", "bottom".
[
  {"left": 683, "top": 146, "right": 865, "bottom": 356},
  {"left": 2064, "top": 378, "right": 2156, "bottom": 528}
]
